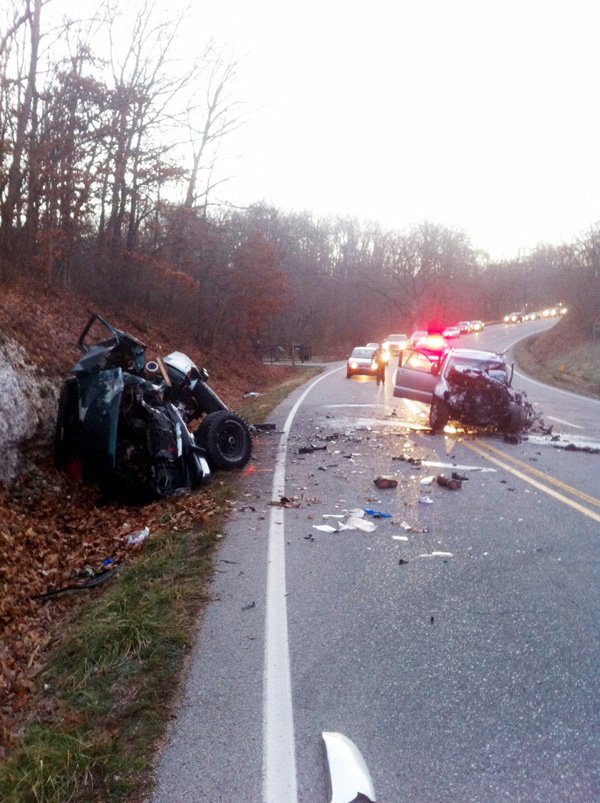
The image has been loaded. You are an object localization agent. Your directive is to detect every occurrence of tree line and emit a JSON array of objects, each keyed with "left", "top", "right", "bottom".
[{"left": 1, "top": 0, "right": 598, "bottom": 358}]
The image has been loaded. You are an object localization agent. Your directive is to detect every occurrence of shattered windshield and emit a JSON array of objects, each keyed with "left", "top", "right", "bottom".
[{"left": 449, "top": 357, "right": 507, "bottom": 377}]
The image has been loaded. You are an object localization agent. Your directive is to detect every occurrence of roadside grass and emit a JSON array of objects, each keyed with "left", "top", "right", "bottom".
[
  {"left": 0, "top": 365, "right": 321, "bottom": 802},
  {"left": 514, "top": 332, "right": 600, "bottom": 399}
]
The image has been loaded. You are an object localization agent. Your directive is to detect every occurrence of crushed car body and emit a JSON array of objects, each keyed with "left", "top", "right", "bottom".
[
  {"left": 393, "top": 346, "right": 535, "bottom": 433},
  {"left": 55, "top": 314, "right": 252, "bottom": 501}
]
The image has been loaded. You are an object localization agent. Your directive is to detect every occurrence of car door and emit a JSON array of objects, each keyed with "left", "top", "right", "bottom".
[{"left": 393, "top": 349, "right": 438, "bottom": 403}]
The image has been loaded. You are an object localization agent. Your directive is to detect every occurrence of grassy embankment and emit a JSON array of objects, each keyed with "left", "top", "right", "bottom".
[
  {"left": 513, "top": 318, "right": 600, "bottom": 399},
  {"left": 0, "top": 367, "right": 319, "bottom": 803}
]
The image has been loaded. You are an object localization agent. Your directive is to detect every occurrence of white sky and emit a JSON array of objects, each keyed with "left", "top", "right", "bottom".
[{"left": 195, "top": 0, "right": 600, "bottom": 260}]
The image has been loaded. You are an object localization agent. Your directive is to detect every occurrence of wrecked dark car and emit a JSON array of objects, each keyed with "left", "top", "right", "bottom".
[
  {"left": 393, "top": 346, "right": 533, "bottom": 433},
  {"left": 55, "top": 314, "right": 252, "bottom": 501}
]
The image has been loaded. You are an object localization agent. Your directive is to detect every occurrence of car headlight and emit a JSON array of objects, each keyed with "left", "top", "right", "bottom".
[
  {"left": 504, "top": 315, "right": 509, "bottom": 322},
  {"left": 350, "top": 361, "right": 358, "bottom": 369}
]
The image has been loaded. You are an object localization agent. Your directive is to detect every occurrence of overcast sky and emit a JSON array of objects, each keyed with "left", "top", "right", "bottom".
[{"left": 192, "top": 0, "right": 600, "bottom": 260}]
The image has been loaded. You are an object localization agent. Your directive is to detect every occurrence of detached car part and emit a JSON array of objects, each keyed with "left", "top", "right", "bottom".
[
  {"left": 55, "top": 314, "right": 251, "bottom": 501},
  {"left": 322, "top": 731, "right": 376, "bottom": 803}
]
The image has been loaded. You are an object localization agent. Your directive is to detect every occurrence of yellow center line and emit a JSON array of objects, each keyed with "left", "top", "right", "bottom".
[
  {"left": 463, "top": 440, "right": 600, "bottom": 525},
  {"left": 471, "top": 439, "right": 600, "bottom": 509}
]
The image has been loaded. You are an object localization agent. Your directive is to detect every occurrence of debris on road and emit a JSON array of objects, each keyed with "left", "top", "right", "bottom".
[
  {"left": 241, "top": 601, "right": 256, "bottom": 610},
  {"left": 393, "top": 455, "right": 422, "bottom": 465},
  {"left": 340, "top": 517, "right": 377, "bottom": 532},
  {"left": 298, "top": 444, "right": 327, "bottom": 454},
  {"left": 436, "top": 474, "right": 462, "bottom": 490},
  {"left": 363, "top": 508, "right": 392, "bottom": 518},
  {"left": 418, "top": 551, "right": 453, "bottom": 559},
  {"left": 269, "top": 496, "right": 300, "bottom": 508},
  {"left": 313, "top": 524, "right": 338, "bottom": 533},
  {"left": 396, "top": 521, "right": 429, "bottom": 533},
  {"left": 419, "top": 476, "right": 435, "bottom": 486},
  {"left": 374, "top": 475, "right": 398, "bottom": 489},
  {"left": 418, "top": 495, "right": 434, "bottom": 505}
]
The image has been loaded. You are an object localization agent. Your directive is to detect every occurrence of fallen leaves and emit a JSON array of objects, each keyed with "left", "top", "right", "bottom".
[{"left": 0, "top": 460, "right": 221, "bottom": 758}]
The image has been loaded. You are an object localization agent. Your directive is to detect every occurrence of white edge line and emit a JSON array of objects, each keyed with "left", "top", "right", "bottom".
[
  {"left": 263, "top": 367, "right": 339, "bottom": 803},
  {"left": 546, "top": 415, "right": 584, "bottom": 429}
]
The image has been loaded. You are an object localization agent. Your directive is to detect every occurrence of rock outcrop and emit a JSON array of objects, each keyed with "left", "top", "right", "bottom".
[{"left": 0, "top": 336, "right": 59, "bottom": 484}]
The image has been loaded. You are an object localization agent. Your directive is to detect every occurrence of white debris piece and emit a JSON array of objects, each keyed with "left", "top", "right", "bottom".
[
  {"left": 418, "top": 551, "right": 453, "bottom": 558},
  {"left": 419, "top": 476, "right": 435, "bottom": 485}
]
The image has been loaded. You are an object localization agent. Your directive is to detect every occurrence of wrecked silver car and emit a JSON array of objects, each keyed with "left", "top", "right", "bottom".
[{"left": 393, "top": 346, "right": 533, "bottom": 432}]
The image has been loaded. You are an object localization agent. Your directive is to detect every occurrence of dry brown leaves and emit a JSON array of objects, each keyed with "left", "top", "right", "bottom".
[{"left": 0, "top": 460, "right": 223, "bottom": 756}]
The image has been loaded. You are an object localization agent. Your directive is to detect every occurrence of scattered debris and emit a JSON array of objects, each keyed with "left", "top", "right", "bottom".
[
  {"left": 451, "top": 471, "right": 468, "bottom": 481},
  {"left": 322, "top": 731, "right": 376, "bottom": 803},
  {"left": 396, "top": 521, "right": 429, "bottom": 533},
  {"left": 269, "top": 496, "right": 300, "bottom": 508},
  {"left": 363, "top": 508, "right": 392, "bottom": 518},
  {"left": 392, "top": 535, "right": 409, "bottom": 541},
  {"left": 341, "top": 517, "right": 377, "bottom": 532},
  {"left": 418, "top": 496, "right": 434, "bottom": 505},
  {"left": 436, "top": 474, "right": 462, "bottom": 490},
  {"left": 125, "top": 526, "right": 150, "bottom": 545},
  {"left": 242, "top": 601, "right": 256, "bottom": 610},
  {"left": 298, "top": 444, "right": 327, "bottom": 454},
  {"left": 561, "top": 443, "right": 600, "bottom": 454},
  {"left": 419, "top": 476, "right": 435, "bottom": 485},
  {"left": 422, "top": 461, "right": 496, "bottom": 472},
  {"left": 313, "top": 524, "right": 338, "bottom": 533},
  {"left": 398, "top": 558, "right": 409, "bottom": 565},
  {"left": 32, "top": 564, "right": 119, "bottom": 599},
  {"left": 374, "top": 475, "right": 398, "bottom": 489},
  {"left": 254, "top": 422, "right": 277, "bottom": 432},
  {"left": 419, "top": 551, "right": 453, "bottom": 559},
  {"left": 393, "top": 455, "right": 422, "bottom": 465}
]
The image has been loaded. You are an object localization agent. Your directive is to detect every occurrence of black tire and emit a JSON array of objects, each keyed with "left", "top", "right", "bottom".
[
  {"left": 195, "top": 411, "right": 252, "bottom": 470},
  {"left": 505, "top": 402, "right": 525, "bottom": 434},
  {"left": 429, "top": 397, "right": 450, "bottom": 432},
  {"left": 54, "top": 378, "right": 81, "bottom": 468}
]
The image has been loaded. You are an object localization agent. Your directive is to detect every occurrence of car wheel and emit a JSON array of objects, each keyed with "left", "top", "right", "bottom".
[
  {"left": 195, "top": 411, "right": 252, "bottom": 470},
  {"left": 505, "top": 402, "right": 525, "bottom": 434},
  {"left": 346, "top": 371, "right": 352, "bottom": 378},
  {"left": 429, "top": 398, "right": 450, "bottom": 432}
]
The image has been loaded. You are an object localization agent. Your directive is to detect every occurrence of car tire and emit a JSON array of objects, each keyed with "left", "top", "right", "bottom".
[
  {"left": 195, "top": 410, "right": 252, "bottom": 470},
  {"left": 346, "top": 371, "right": 352, "bottom": 378},
  {"left": 505, "top": 402, "right": 525, "bottom": 434},
  {"left": 429, "top": 398, "right": 450, "bottom": 432}
]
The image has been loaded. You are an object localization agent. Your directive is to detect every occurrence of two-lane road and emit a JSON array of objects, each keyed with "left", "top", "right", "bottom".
[{"left": 152, "top": 322, "right": 599, "bottom": 803}]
